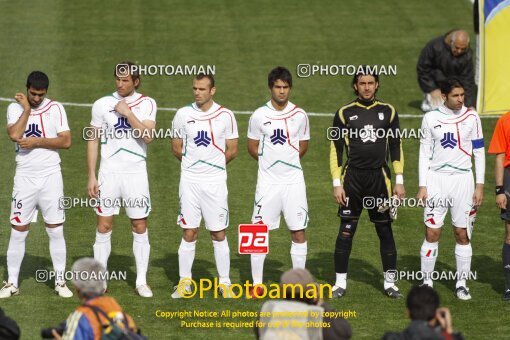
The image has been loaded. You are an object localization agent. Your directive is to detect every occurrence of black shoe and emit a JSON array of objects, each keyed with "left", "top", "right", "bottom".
[
  {"left": 385, "top": 286, "right": 403, "bottom": 299},
  {"left": 332, "top": 286, "right": 346, "bottom": 298},
  {"left": 502, "top": 289, "right": 510, "bottom": 301}
]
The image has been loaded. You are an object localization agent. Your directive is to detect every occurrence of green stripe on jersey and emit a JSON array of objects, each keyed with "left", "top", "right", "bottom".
[
  {"left": 267, "top": 160, "right": 302, "bottom": 171},
  {"left": 434, "top": 164, "right": 470, "bottom": 172},
  {"left": 187, "top": 160, "right": 225, "bottom": 170},
  {"left": 109, "top": 148, "right": 146, "bottom": 159}
]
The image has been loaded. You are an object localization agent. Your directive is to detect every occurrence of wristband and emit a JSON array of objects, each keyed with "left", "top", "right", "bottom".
[
  {"left": 496, "top": 186, "right": 505, "bottom": 196},
  {"left": 333, "top": 179, "right": 342, "bottom": 187},
  {"left": 395, "top": 174, "right": 404, "bottom": 185}
]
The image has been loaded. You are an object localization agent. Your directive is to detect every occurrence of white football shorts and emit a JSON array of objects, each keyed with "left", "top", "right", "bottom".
[
  {"left": 10, "top": 171, "right": 65, "bottom": 226},
  {"left": 251, "top": 181, "right": 309, "bottom": 231},
  {"left": 177, "top": 180, "right": 229, "bottom": 231},
  {"left": 423, "top": 171, "right": 475, "bottom": 229},
  {"left": 95, "top": 170, "right": 151, "bottom": 219}
]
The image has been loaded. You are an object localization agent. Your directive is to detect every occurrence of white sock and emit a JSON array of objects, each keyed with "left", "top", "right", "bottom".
[
  {"left": 133, "top": 231, "right": 150, "bottom": 287},
  {"left": 93, "top": 230, "right": 112, "bottom": 271},
  {"left": 335, "top": 273, "right": 347, "bottom": 289},
  {"left": 213, "top": 238, "right": 231, "bottom": 285},
  {"left": 251, "top": 254, "right": 266, "bottom": 285},
  {"left": 455, "top": 243, "right": 472, "bottom": 289},
  {"left": 7, "top": 229, "right": 29, "bottom": 287},
  {"left": 384, "top": 272, "right": 396, "bottom": 290},
  {"left": 420, "top": 239, "right": 438, "bottom": 287},
  {"left": 290, "top": 241, "right": 307, "bottom": 269},
  {"left": 178, "top": 239, "right": 196, "bottom": 280},
  {"left": 46, "top": 226, "right": 67, "bottom": 284}
]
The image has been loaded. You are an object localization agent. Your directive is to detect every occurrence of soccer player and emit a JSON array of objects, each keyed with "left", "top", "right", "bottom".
[
  {"left": 247, "top": 66, "right": 310, "bottom": 296},
  {"left": 417, "top": 79, "right": 484, "bottom": 300},
  {"left": 488, "top": 111, "right": 510, "bottom": 300},
  {"left": 1, "top": 71, "right": 73, "bottom": 298},
  {"left": 171, "top": 74, "right": 238, "bottom": 298},
  {"left": 87, "top": 62, "right": 157, "bottom": 297},
  {"left": 330, "top": 69, "right": 405, "bottom": 298}
]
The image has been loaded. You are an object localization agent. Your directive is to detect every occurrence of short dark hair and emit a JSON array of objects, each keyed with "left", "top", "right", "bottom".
[
  {"left": 352, "top": 65, "right": 379, "bottom": 96},
  {"left": 406, "top": 286, "right": 440, "bottom": 321},
  {"left": 195, "top": 73, "right": 215, "bottom": 88},
  {"left": 268, "top": 66, "right": 292, "bottom": 88},
  {"left": 440, "top": 78, "right": 464, "bottom": 95},
  {"left": 26, "top": 71, "right": 49, "bottom": 90},
  {"left": 114, "top": 61, "right": 141, "bottom": 89}
]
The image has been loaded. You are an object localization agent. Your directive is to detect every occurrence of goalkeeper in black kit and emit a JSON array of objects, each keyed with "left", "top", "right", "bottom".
[{"left": 329, "top": 69, "right": 405, "bottom": 298}]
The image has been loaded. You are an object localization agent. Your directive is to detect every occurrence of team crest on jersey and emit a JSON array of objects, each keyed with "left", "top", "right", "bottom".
[
  {"left": 114, "top": 117, "right": 131, "bottom": 131},
  {"left": 24, "top": 123, "right": 42, "bottom": 137},
  {"left": 440, "top": 132, "right": 457, "bottom": 149},
  {"left": 378, "top": 112, "right": 384, "bottom": 120},
  {"left": 360, "top": 124, "right": 377, "bottom": 143},
  {"left": 194, "top": 130, "right": 211, "bottom": 147},
  {"left": 270, "top": 128, "right": 287, "bottom": 145}
]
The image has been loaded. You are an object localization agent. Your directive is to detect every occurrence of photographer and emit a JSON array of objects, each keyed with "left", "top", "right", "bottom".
[
  {"left": 383, "top": 285, "right": 463, "bottom": 340},
  {"left": 43, "top": 257, "right": 143, "bottom": 339}
]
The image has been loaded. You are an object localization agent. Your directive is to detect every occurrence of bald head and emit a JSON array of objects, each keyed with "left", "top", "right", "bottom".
[{"left": 450, "top": 30, "right": 470, "bottom": 56}]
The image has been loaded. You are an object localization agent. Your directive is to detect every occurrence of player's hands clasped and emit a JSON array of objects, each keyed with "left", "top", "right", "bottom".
[
  {"left": 114, "top": 99, "right": 131, "bottom": 117},
  {"left": 17, "top": 137, "right": 39, "bottom": 149},
  {"left": 333, "top": 186, "right": 347, "bottom": 206},
  {"left": 14, "top": 92, "right": 30, "bottom": 111}
]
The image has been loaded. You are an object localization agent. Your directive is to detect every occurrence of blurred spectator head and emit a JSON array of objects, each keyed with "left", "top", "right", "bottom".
[{"left": 406, "top": 285, "right": 440, "bottom": 322}]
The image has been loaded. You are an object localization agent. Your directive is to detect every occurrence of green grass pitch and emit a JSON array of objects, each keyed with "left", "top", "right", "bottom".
[{"left": 1, "top": 0, "right": 509, "bottom": 338}]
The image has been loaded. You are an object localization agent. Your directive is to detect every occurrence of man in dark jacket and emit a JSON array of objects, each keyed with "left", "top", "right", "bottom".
[
  {"left": 382, "top": 285, "right": 463, "bottom": 340},
  {"left": 0, "top": 307, "right": 20, "bottom": 339},
  {"left": 417, "top": 30, "right": 475, "bottom": 112}
]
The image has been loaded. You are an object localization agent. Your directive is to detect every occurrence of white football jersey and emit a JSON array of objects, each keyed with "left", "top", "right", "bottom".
[
  {"left": 420, "top": 105, "right": 483, "bottom": 176},
  {"left": 172, "top": 102, "right": 238, "bottom": 183},
  {"left": 248, "top": 101, "right": 310, "bottom": 184},
  {"left": 7, "top": 98, "right": 70, "bottom": 177},
  {"left": 91, "top": 91, "right": 157, "bottom": 173}
]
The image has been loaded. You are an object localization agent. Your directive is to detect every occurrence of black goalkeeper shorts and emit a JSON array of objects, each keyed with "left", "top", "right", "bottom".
[{"left": 338, "top": 166, "right": 392, "bottom": 223}]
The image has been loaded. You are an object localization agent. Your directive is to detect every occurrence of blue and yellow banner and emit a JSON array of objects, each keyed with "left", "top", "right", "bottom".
[{"left": 478, "top": 0, "right": 510, "bottom": 115}]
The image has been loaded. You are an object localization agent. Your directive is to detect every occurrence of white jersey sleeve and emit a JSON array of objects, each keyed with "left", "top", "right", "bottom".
[
  {"left": 172, "top": 109, "right": 186, "bottom": 138},
  {"left": 225, "top": 111, "right": 239, "bottom": 139},
  {"left": 7, "top": 103, "right": 23, "bottom": 126},
  {"left": 90, "top": 100, "right": 103, "bottom": 128},
  {"left": 247, "top": 111, "right": 262, "bottom": 140},
  {"left": 419, "top": 114, "right": 433, "bottom": 187},
  {"left": 53, "top": 103, "right": 70, "bottom": 133},
  {"left": 140, "top": 97, "right": 157, "bottom": 122},
  {"left": 298, "top": 112, "right": 310, "bottom": 141},
  {"left": 470, "top": 113, "right": 485, "bottom": 184}
]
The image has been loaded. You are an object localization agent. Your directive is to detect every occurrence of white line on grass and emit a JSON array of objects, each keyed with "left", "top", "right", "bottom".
[{"left": 0, "top": 97, "right": 502, "bottom": 118}]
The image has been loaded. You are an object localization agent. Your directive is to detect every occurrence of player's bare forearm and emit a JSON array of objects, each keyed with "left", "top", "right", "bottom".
[
  {"left": 171, "top": 138, "right": 183, "bottom": 161},
  {"left": 18, "top": 132, "right": 71, "bottom": 150},
  {"left": 247, "top": 138, "right": 259, "bottom": 160},
  {"left": 495, "top": 153, "right": 505, "bottom": 186},
  {"left": 86, "top": 138, "right": 99, "bottom": 178},
  {"left": 225, "top": 139, "right": 238, "bottom": 164},
  {"left": 299, "top": 140, "right": 309, "bottom": 158},
  {"left": 125, "top": 112, "right": 156, "bottom": 144}
]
